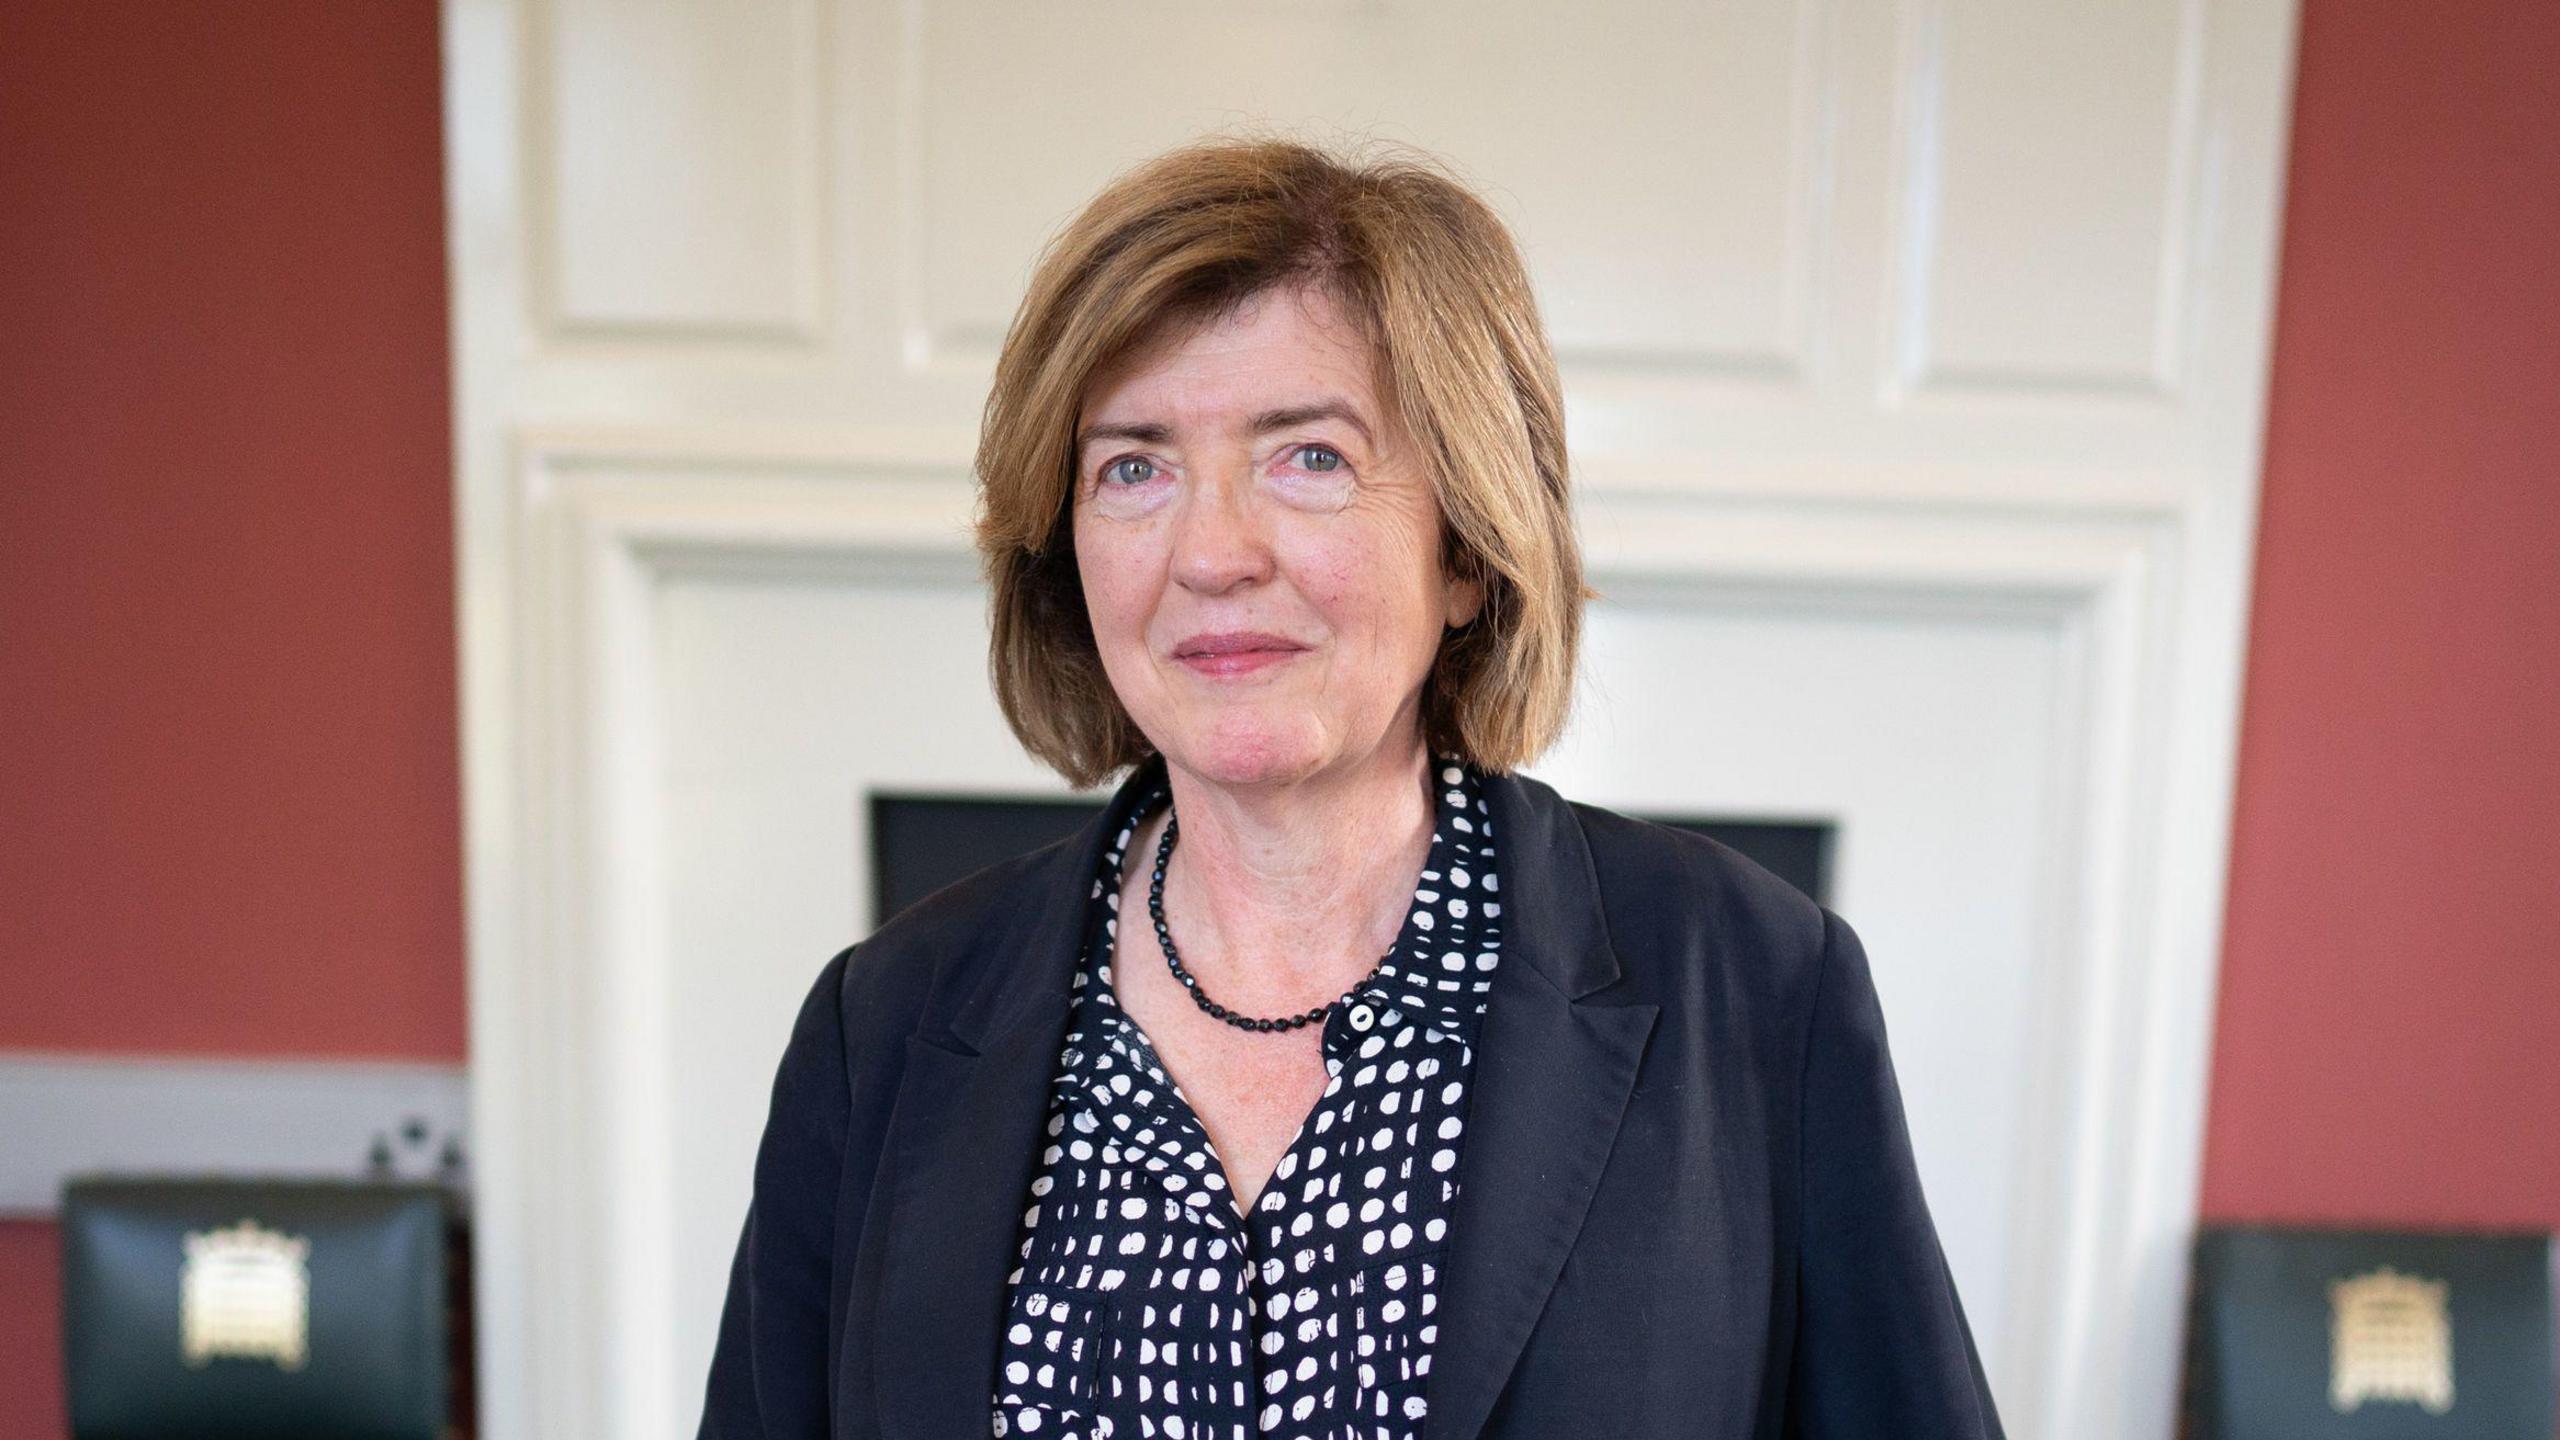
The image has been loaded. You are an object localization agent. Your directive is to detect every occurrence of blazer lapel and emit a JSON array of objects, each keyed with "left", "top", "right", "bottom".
[
  {"left": 867, "top": 757, "right": 1163, "bottom": 1440},
  {"left": 1425, "top": 770, "right": 1660, "bottom": 1440},
  {"left": 868, "top": 1021, "right": 1071, "bottom": 1440}
]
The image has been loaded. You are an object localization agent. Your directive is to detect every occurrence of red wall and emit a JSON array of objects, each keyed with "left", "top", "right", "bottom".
[
  {"left": 2197, "top": 0, "right": 2560, "bottom": 1229},
  {"left": 0, "top": 1, "right": 461, "bottom": 1062},
  {"left": 0, "top": 0, "right": 2553, "bottom": 1435},
  {"left": 0, "top": 2, "right": 458, "bottom": 1434}
]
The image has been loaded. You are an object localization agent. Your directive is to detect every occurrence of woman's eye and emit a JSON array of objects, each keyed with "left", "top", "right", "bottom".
[
  {"left": 1294, "top": 444, "right": 1345, "bottom": 473},
  {"left": 1101, "top": 456, "right": 1158, "bottom": 487}
]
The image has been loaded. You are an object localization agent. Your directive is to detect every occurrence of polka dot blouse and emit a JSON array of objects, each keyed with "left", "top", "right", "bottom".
[{"left": 991, "top": 754, "right": 1503, "bottom": 1440}]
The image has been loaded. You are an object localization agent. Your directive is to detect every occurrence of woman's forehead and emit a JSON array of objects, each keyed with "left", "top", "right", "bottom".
[{"left": 1078, "top": 285, "right": 1394, "bottom": 434}]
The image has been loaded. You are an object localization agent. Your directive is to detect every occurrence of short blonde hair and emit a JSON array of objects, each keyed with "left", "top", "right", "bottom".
[{"left": 973, "top": 135, "right": 1592, "bottom": 788}]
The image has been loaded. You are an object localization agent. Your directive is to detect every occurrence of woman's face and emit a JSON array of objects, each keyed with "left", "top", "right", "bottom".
[{"left": 1071, "top": 281, "right": 1484, "bottom": 790}]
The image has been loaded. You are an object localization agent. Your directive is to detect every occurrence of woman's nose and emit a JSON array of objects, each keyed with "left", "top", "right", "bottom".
[{"left": 1169, "top": 467, "right": 1273, "bottom": 596}]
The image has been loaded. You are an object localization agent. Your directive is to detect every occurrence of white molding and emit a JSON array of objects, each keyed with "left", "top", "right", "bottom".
[
  {"left": 444, "top": 0, "right": 540, "bottom": 1434},
  {"left": 0, "top": 1054, "right": 467, "bottom": 1217},
  {"left": 893, "top": 1, "right": 1845, "bottom": 387},
  {"left": 519, "top": 0, "right": 832, "bottom": 350},
  {"left": 511, "top": 417, "right": 2209, "bottom": 515},
  {"left": 1880, "top": 0, "right": 2216, "bottom": 407}
]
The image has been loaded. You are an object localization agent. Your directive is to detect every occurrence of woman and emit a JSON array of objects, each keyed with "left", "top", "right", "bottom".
[{"left": 699, "top": 137, "right": 2003, "bottom": 1440}]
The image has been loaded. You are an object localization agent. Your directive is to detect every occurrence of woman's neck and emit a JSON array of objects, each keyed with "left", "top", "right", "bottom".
[{"left": 1138, "top": 737, "right": 1438, "bottom": 1008}]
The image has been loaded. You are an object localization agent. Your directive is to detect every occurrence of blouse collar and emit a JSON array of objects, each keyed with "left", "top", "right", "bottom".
[{"left": 1088, "top": 749, "right": 1504, "bottom": 1045}]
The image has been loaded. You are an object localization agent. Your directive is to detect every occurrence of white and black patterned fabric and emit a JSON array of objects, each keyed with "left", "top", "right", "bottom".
[{"left": 991, "top": 753, "right": 1502, "bottom": 1440}]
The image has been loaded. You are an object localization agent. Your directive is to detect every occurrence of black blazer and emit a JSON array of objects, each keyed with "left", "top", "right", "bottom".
[{"left": 698, "top": 759, "right": 2005, "bottom": 1439}]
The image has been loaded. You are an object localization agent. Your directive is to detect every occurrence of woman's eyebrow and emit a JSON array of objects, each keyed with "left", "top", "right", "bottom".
[
  {"left": 1074, "top": 400, "right": 1375, "bottom": 453},
  {"left": 1250, "top": 401, "right": 1373, "bottom": 444},
  {"left": 1075, "top": 419, "right": 1172, "bottom": 449}
]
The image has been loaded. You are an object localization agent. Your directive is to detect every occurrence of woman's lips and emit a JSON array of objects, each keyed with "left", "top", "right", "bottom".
[
  {"left": 1177, "top": 648, "right": 1300, "bottom": 676},
  {"left": 1171, "top": 633, "right": 1308, "bottom": 677}
]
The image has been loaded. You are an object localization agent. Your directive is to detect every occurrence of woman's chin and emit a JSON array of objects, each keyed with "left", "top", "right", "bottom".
[{"left": 1160, "top": 717, "right": 1335, "bottom": 790}]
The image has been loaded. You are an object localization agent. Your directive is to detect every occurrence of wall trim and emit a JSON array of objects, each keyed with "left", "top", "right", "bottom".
[{"left": 0, "top": 1053, "right": 468, "bottom": 1218}]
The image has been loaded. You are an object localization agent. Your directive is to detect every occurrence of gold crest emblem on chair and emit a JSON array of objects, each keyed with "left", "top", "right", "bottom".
[
  {"left": 179, "top": 1219, "right": 312, "bottom": 1371},
  {"left": 2329, "top": 1265, "right": 2454, "bottom": 1414}
]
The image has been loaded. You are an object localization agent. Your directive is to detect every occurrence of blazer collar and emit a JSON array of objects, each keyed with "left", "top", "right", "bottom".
[
  {"left": 939, "top": 753, "right": 1625, "bottom": 1051},
  {"left": 939, "top": 750, "right": 1166, "bottom": 1054},
  {"left": 867, "top": 757, "right": 1656, "bottom": 1440}
]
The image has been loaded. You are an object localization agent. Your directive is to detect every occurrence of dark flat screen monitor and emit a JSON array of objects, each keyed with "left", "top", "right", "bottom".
[{"left": 870, "top": 785, "right": 1832, "bottom": 929}]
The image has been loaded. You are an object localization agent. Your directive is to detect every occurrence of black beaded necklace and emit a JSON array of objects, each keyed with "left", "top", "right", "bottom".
[{"left": 1142, "top": 790, "right": 1391, "bottom": 1034}]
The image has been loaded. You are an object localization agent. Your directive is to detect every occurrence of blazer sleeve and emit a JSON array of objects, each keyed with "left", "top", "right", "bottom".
[
  {"left": 1784, "top": 908, "right": 2005, "bottom": 1439},
  {"left": 698, "top": 944, "right": 857, "bottom": 1440}
]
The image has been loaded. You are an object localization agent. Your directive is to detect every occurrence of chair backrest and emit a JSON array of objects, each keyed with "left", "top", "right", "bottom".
[
  {"left": 2185, "top": 1224, "right": 2554, "bottom": 1439},
  {"left": 60, "top": 1176, "right": 452, "bottom": 1440}
]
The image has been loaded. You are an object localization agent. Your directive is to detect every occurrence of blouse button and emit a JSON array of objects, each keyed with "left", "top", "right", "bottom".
[{"left": 1346, "top": 1002, "right": 1377, "bottom": 1032}]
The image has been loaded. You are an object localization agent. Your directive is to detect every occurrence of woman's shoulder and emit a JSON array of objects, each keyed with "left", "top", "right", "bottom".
[
  {"left": 817, "top": 830, "right": 1090, "bottom": 1051},
  {"left": 1549, "top": 789, "right": 1836, "bottom": 1017},
  {"left": 1565, "top": 796, "right": 1827, "bottom": 935}
]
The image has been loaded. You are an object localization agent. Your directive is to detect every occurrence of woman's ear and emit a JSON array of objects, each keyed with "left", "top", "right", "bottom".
[{"left": 1445, "top": 571, "right": 1487, "bottom": 629}]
